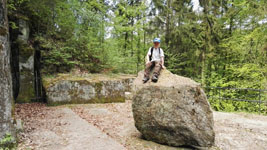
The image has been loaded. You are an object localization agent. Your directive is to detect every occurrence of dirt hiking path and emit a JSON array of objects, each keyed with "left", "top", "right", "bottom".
[
  {"left": 214, "top": 112, "right": 267, "bottom": 150},
  {"left": 15, "top": 104, "right": 125, "bottom": 150},
  {"left": 15, "top": 102, "right": 267, "bottom": 150}
]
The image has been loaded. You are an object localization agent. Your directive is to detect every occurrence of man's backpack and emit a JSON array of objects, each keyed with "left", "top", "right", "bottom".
[{"left": 149, "top": 47, "right": 161, "bottom": 61}]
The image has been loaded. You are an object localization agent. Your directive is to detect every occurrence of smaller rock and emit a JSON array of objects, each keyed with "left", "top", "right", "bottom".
[
  {"left": 15, "top": 119, "right": 23, "bottom": 132},
  {"left": 44, "top": 74, "right": 135, "bottom": 105}
]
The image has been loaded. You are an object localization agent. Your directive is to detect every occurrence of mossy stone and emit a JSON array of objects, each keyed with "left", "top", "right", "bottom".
[
  {"left": 0, "top": 25, "right": 7, "bottom": 36},
  {"left": 44, "top": 73, "right": 135, "bottom": 105},
  {"left": 16, "top": 71, "right": 35, "bottom": 103},
  {"left": 17, "top": 40, "right": 34, "bottom": 60}
]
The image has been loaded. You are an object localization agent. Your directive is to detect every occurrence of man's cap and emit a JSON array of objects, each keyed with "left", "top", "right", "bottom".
[{"left": 153, "top": 38, "right": 161, "bottom": 43}]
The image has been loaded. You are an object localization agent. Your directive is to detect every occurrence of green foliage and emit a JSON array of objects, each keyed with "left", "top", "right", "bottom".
[
  {"left": 205, "top": 86, "right": 267, "bottom": 114},
  {"left": 149, "top": 0, "right": 267, "bottom": 113},
  {"left": 8, "top": 0, "right": 149, "bottom": 74},
  {"left": 7, "top": 0, "right": 267, "bottom": 112},
  {"left": 208, "top": 98, "right": 267, "bottom": 115},
  {"left": 0, "top": 133, "right": 16, "bottom": 150}
]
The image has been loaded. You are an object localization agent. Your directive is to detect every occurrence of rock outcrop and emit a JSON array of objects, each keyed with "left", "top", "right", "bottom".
[
  {"left": 44, "top": 74, "right": 135, "bottom": 105},
  {"left": 132, "top": 70, "right": 215, "bottom": 148},
  {"left": 16, "top": 18, "right": 36, "bottom": 103},
  {"left": 0, "top": 0, "right": 15, "bottom": 144}
]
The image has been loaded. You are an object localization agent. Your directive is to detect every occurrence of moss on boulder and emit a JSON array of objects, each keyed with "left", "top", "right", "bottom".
[{"left": 43, "top": 73, "right": 135, "bottom": 105}]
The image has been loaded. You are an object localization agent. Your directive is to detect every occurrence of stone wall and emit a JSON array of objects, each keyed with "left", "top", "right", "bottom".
[{"left": 44, "top": 74, "right": 135, "bottom": 105}]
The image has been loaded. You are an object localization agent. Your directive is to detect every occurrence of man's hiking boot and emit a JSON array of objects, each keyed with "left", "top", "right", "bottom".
[
  {"left": 152, "top": 75, "right": 158, "bottom": 82},
  {"left": 143, "top": 77, "right": 149, "bottom": 83}
]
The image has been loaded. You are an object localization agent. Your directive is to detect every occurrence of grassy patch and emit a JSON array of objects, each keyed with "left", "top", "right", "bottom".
[{"left": 0, "top": 133, "right": 16, "bottom": 150}]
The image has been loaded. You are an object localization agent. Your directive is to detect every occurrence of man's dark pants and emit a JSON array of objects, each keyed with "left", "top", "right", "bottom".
[{"left": 144, "top": 61, "right": 162, "bottom": 78}]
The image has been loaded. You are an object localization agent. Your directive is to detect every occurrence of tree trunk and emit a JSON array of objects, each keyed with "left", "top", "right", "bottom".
[
  {"left": 0, "top": 0, "right": 15, "bottom": 140},
  {"left": 124, "top": 32, "right": 128, "bottom": 56},
  {"left": 201, "top": 0, "right": 212, "bottom": 86},
  {"left": 201, "top": 51, "right": 206, "bottom": 86},
  {"left": 165, "top": 0, "right": 171, "bottom": 47},
  {"left": 143, "top": 20, "right": 146, "bottom": 65}
]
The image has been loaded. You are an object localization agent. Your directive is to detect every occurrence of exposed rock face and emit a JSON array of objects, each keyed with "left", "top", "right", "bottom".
[
  {"left": 44, "top": 74, "right": 135, "bottom": 105},
  {"left": 132, "top": 70, "right": 215, "bottom": 147},
  {"left": 16, "top": 19, "right": 35, "bottom": 103},
  {"left": 0, "top": 0, "right": 15, "bottom": 141},
  {"left": 18, "top": 19, "right": 30, "bottom": 43}
]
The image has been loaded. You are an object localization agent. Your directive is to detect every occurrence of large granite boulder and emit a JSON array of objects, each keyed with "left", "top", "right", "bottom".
[
  {"left": 44, "top": 74, "right": 135, "bottom": 105},
  {"left": 132, "top": 70, "right": 215, "bottom": 148}
]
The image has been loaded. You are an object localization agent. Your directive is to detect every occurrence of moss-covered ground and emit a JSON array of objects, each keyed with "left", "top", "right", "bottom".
[{"left": 43, "top": 73, "right": 136, "bottom": 89}]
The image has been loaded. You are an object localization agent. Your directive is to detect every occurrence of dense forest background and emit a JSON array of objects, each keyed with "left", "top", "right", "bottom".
[{"left": 7, "top": 0, "right": 267, "bottom": 89}]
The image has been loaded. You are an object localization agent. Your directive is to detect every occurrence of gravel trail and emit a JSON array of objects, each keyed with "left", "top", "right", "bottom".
[{"left": 15, "top": 103, "right": 125, "bottom": 150}]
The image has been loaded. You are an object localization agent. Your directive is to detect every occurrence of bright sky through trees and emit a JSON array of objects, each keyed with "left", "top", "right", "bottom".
[{"left": 192, "top": 0, "right": 200, "bottom": 11}]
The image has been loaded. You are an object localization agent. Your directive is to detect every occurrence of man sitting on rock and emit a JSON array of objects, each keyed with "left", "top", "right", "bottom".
[{"left": 143, "top": 38, "right": 165, "bottom": 83}]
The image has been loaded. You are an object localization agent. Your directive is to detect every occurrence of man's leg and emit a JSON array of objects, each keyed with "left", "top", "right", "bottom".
[
  {"left": 152, "top": 61, "right": 162, "bottom": 82},
  {"left": 143, "top": 61, "right": 153, "bottom": 83}
]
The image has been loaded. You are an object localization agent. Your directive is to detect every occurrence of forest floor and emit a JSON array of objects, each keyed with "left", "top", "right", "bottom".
[{"left": 15, "top": 101, "right": 267, "bottom": 150}]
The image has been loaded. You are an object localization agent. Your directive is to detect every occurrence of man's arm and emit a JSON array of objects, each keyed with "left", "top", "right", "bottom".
[
  {"left": 160, "top": 49, "right": 165, "bottom": 69},
  {"left": 146, "top": 48, "right": 151, "bottom": 64},
  {"left": 146, "top": 54, "right": 150, "bottom": 64},
  {"left": 161, "top": 56, "right": 165, "bottom": 69}
]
